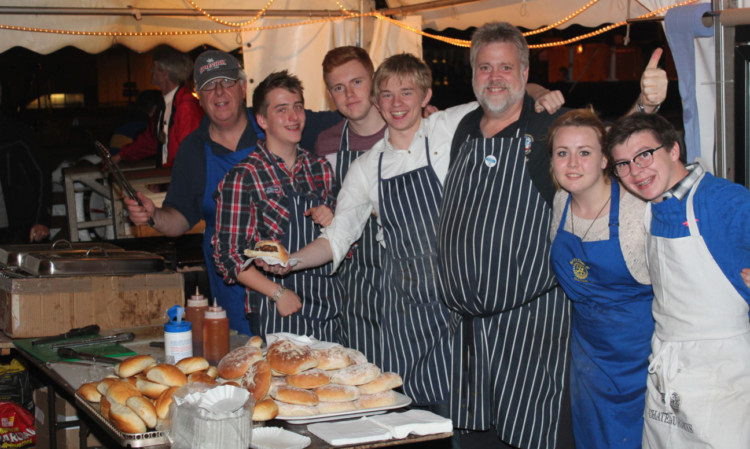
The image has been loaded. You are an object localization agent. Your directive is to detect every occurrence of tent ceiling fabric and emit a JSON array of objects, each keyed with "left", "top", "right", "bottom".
[
  {"left": 0, "top": 0, "right": 363, "bottom": 54},
  {"left": 386, "top": 0, "right": 653, "bottom": 30}
]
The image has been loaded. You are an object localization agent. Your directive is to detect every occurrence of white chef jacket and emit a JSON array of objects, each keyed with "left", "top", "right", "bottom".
[{"left": 321, "top": 101, "right": 478, "bottom": 270}]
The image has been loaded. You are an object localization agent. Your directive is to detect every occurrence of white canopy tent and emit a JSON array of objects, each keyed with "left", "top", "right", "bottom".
[{"left": 0, "top": 0, "right": 746, "bottom": 177}]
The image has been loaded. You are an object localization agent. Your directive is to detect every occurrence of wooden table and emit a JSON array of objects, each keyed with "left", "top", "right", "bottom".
[{"left": 13, "top": 326, "right": 452, "bottom": 448}]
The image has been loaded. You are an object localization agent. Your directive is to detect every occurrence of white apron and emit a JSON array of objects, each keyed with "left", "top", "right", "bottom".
[{"left": 643, "top": 174, "right": 750, "bottom": 448}]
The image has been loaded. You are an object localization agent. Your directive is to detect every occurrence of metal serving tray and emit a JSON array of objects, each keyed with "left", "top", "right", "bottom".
[
  {"left": 0, "top": 241, "right": 123, "bottom": 268},
  {"left": 75, "top": 393, "right": 169, "bottom": 448},
  {"left": 19, "top": 250, "right": 165, "bottom": 277}
]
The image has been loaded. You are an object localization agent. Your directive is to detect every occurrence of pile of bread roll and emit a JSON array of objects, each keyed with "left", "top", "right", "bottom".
[
  {"left": 219, "top": 337, "right": 403, "bottom": 418},
  {"left": 76, "top": 334, "right": 404, "bottom": 434}
]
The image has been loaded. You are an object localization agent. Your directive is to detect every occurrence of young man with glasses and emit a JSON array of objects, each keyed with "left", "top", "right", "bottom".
[
  {"left": 607, "top": 112, "right": 750, "bottom": 449},
  {"left": 124, "top": 50, "right": 340, "bottom": 336}
]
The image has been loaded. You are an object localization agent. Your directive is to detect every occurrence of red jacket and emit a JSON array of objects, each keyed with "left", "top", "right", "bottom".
[{"left": 118, "top": 85, "right": 204, "bottom": 167}]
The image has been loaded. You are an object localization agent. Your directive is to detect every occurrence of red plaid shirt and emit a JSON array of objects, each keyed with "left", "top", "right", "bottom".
[{"left": 212, "top": 140, "right": 336, "bottom": 282}]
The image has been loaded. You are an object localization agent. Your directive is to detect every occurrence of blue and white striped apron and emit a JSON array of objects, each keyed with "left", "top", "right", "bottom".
[
  {"left": 335, "top": 121, "right": 384, "bottom": 366},
  {"left": 249, "top": 157, "right": 343, "bottom": 343},
  {"left": 438, "top": 126, "right": 571, "bottom": 449},
  {"left": 378, "top": 138, "right": 451, "bottom": 406}
]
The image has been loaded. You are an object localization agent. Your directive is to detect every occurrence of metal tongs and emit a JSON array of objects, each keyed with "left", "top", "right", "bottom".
[
  {"left": 56, "top": 347, "right": 121, "bottom": 365},
  {"left": 50, "top": 332, "right": 135, "bottom": 349},
  {"left": 93, "top": 140, "right": 155, "bottom": 226},
  {"left": 32, "top": 324, "right": 101, "bottom": 346}
]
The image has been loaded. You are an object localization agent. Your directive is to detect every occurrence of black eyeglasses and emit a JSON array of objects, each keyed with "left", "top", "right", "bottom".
[
  {"left": 200, "top": 78, "right": 238, "bottom": 92},
  {"left": 613, "top": 145, "right": 664, "bottom": 177}
]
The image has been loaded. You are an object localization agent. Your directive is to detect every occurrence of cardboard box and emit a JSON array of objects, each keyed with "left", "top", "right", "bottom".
[
  {"left": 33, "top": 387, "right": 103, "bottom": 449},
  {"left": 0, "top": 272, "right": 184, "bottom": 338}
]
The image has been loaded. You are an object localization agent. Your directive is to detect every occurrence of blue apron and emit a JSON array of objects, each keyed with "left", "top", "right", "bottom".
[
  {"left": 378, "top": 138, "right": 451, "bottom": 406},
  {"left": 201, "top": 114, "right": 264, "bottom": 336},
  {"left": 550, "top": 180, "right": 653, "bottom": 449},
  {"left": 248, "top": 152, "right": 343, "bottom": 343},
  {"left": 335, "top": 121, "right": 384, "bottom": 366}
]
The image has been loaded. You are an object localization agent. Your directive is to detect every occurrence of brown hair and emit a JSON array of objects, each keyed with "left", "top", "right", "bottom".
[
  {"left": 252, "top": 70, "right": 304, "bottom": 117},
  {"left": 322, "top": 46, "right": 375, "bottom": 81},
  {"left": 470, "top": 22, "right": 529, "bottom": 73},
  {"left": 605, "top": 112, "right": 684, "bottom": 166},
  {"left": 370, "top": 53, "right": 432, "bottom": 103}
]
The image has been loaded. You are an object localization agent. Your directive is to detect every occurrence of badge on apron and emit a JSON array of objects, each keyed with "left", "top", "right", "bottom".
[
  {"left": 484, "top": 155, "right": 498, "bottom": 168},
  {"left": 570, "top": 257, "right": 590, "bottom": 282},
  {"left": 524, "top": 134, "right": 533, "bottom": 155}
]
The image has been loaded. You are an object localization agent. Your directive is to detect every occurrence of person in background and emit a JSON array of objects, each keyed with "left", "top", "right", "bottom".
[
  {"left": 213, "top": 71, "right": 343, "bottom": 342},
  {"left": 607, "top": 112, "right": 750, "bottom": 449},
  {"left": 124, "top": 50, "right": 341, "bottom": 335},
  {"left": 113, "top": 45, "right": 203, "bottom": 168},
  {"left": 548, "top": 108, "right": 653, "bottom": 449},
  {"left": 436, "top": 22, "right": 666, "bottom": 449},
  {"left": 0, "top": 82, "right": 51, "bottom": 244},
  {"left": 109, "top": 89, "right": 163, "bottom": 155}
]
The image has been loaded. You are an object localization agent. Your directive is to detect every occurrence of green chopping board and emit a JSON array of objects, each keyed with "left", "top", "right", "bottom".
[{"left": 14, "top": 335, "right": 136, "bottom": 363}]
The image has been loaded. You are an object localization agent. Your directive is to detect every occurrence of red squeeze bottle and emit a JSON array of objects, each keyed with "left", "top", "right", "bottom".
[
  {"left": 184, "top": 287, "right": 209, "bottom": 357},
  {"left": 203, "top": 298, "right": 230, "bottom": 365}
]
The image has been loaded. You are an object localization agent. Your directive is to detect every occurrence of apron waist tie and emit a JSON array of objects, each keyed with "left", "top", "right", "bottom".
[{"left": 648, "top": 342, "right": 680, "bottom": 413}]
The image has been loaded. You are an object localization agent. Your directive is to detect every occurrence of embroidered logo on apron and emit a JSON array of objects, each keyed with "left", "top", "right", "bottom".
[
  {"left": 570, "top": 257, "right": 589, "bottom": 281},
  {"left": 669, "top": 392, "right": 681, "bottom": 412},
  {"left": 524, "top": 134, "right": 533, "bottom": 155},
  {"left": 484, "top": 155, "right": 498, "bottom": 168}
]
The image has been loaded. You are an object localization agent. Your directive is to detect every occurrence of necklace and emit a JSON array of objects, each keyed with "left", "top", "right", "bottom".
[{"left": 571, "top": 195, "right": 611, "bottom": 242}]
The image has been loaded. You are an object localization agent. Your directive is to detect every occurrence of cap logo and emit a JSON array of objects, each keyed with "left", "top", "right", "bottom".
[{"left": 200, "top": 58, "right": 228, "bottom": 75}]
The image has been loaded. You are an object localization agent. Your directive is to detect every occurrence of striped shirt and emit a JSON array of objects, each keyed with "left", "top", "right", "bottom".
[{"left": 212, "top": 140, "right": 335, "bottom": 283}]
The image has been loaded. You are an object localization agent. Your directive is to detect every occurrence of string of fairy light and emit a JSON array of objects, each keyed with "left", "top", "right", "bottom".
[{"left": 0, "top": 0, "right": 701, "bottom": 49}]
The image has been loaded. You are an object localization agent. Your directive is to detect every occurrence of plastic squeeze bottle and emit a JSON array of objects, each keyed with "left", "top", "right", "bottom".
[
  {"left": 164, "top": 304, "right": 192, "bottom": 364},
  {"left": 184, "top": 287, "right": 209, "bottom": 357},
  {"left": 203, "top": 298, "right": 230, "bottom": 365}
]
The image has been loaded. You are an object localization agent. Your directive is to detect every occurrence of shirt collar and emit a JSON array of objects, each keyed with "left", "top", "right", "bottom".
[{"left": 662, "top": 162, "right": 704, "bottom": 201}]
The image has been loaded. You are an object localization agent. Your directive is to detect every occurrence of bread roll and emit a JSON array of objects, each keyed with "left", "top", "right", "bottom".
[
  {"left": 96, "top": 377, "right": 118, "bottom": 396},
  {"left": 241, "top": 359, "right": 271, "bottom": 401},
  {"left": 286, "top": 369, "right": 330, "bottom": 389},
  {"left": 275, "top": 401, "right": 318, "bottom": 417},
  {"left": 109, "top": 401, "right": 147, "bottom": 434},
  {"left": 271, "top": 385, "right": 319, "bottom": 406},
  {"left": 354, "top": 390, "right": 399, "bottom": 410},
  {"left": 252, "top": 397, "right": 279, "bottom": 421},
  {"left": 314, "top": 345, "right": 351, "bottom": 370},
  {"left": 175, "top": 356, "right": 209, "bottom": 375},
  {"left": 244, "top": 240, "right": 289, "bottom": 263},
  {"left": 125, "top": 396, "right": 157, "bottom": 429},
  {"left": 330, "top": 363, "right": 381, "bottom": 386},
  {"left": 217, "top": 346, "right": 263, "bottom": 380},
  {"left": 188, "top": 371, "right": 218, "bottom": 386},
  {"left": 155, "top": 386, "right": 179, "bottom": 420},
  {"left": 106, "top": 380, "right": 142, "bottom": 405},
  {"left": 358, "top": 372, "right": 403, "bottom": 395},
  {"left": 146, "top": 364, "right": 188, "bottom": 387},
  {"left": 345, "top": 348, "right": 369, "bottom": 365},
  {"left": 222, "top": 380, "right": 241, "bottom": 388},
  {"left": 118, "top": 355, "right": 157, "bottom": 378},
  {"left": 77, "top": 382, "right": 101, "bottom": 403},
  {"left": 205, "top": 366, "right": 218, "bottom": 379},
  {"left": 266, "top": 340, "right": 318, "bottom": 375},
  {"left": 317, "top": 400, "right": 358, "bottom": 414},
  {"left": 99, "top": 395, "right": 111, "bottom": 420},
  {"left": 135, "top": 378, "right": 170, "bottom": 399},
  {"left": 247, "top": 335, "right": 263, "bottom": 348},
  {"left": 314, "top": 384, "right": 360, "bottom": 402}
]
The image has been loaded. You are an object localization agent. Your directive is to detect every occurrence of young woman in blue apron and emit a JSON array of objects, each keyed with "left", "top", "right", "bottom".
[
  {"left": 334, "top": 121, "right": 384, "bottom": 366},
  {"left": 201, "top": 113, "right": 264, "bottom": 336},
  {"left": 547, "top": 109, "right": 653, "bottom": 449}
]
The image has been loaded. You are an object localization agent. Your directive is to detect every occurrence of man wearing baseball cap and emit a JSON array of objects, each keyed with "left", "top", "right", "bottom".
[{"left": 123, "top": 49, "right": 341, "bottom": 336}]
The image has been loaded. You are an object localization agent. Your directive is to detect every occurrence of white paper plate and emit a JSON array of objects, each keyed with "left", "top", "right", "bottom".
[
  {"left": 251, "top": 427, "right": 311, "bottom": 449},
  {"left": 242, "top": 256, "right": 299, "bottom": 270},
  {"left": 275, "top": 391, "right": 412, "bottom": 424}
]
